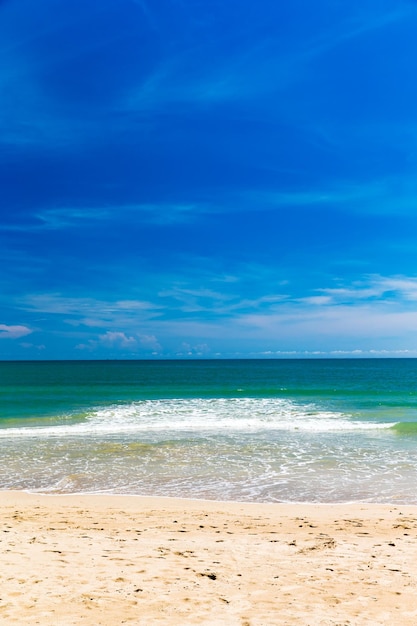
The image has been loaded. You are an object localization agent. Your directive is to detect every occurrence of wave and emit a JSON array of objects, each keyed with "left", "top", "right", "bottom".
[
  {"left": 391, "top": 421, "right": 417, "bottom": 435},
  {"left": 0, "top": 397, "right": 398, "bottom": 439}
]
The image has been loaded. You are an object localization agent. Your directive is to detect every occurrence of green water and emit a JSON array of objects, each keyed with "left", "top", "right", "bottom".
[
  {"left": 2, "top": 358, "right": 417, "bottom": 418},
  {"left": 1, "top": 359, "right": 417, "bottom": 502}
]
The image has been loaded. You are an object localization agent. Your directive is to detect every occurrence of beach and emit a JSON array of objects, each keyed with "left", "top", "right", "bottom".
[
  {"left": 1, "top": 492, "right": 417, "bottom": 625},
  {"left": 2, "top": 361, "right": 417, "bottom": 623}
]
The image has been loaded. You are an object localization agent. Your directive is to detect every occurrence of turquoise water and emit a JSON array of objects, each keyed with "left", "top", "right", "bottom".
[{"left": 1, "top": 359, "right": 417, "bottom": 503}]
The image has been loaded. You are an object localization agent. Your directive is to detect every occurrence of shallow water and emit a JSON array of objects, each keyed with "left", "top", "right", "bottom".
[{"left": 1, "top": 359, "right": 417, "bottom": 502}]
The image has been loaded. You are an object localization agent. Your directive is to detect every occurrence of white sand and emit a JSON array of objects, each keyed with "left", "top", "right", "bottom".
[{"left": 1, "top": 491, "right": 417, "bottom": 625}]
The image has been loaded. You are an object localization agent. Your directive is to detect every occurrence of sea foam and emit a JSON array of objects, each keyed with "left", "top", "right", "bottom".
[{"left": 0, "top": 397, "right": 397, "bottom": 439}]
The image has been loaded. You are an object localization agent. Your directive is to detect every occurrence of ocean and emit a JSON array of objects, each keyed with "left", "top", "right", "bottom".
[{"left": 1, "top": 359, "right": 417, "bottom": 503}]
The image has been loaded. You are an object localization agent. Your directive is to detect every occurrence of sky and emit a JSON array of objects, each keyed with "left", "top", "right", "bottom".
[{"left": 1, "top": 0, "right": 417, "bottom": 359}]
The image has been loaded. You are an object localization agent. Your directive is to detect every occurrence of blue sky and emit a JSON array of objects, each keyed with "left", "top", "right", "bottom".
[{"left": 2, "top": 0, "right": 417, "bottom": 359}]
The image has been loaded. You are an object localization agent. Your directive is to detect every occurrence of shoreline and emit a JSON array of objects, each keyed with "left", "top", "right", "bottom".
[
  {"left": 3, "top": 488, "right": 417, "bottom": 506},
  {"left": 1, "top": 492, "right": 417, "bottom": 624},
  {"left": 4, "top": 488, "right": 417, "bottom": 507}
]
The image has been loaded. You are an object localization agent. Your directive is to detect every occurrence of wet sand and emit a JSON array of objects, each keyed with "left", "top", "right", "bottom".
[{"left": 1, "top": 491, "right": 417, "bottom": 625}]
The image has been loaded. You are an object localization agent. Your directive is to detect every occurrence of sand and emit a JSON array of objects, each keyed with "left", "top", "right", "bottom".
[{"left": 1, "top": 492, "right": 417, "bottom": 625}]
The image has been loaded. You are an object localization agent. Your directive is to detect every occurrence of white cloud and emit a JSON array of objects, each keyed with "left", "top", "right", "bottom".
[
  {"left": 98, "top": 331, "right": 137, "bottom": 348},
  {"left": 375, "top": 276, "right": 417, "bottom": 301},
  {"left": 235, "top": 305, "right": 417, "bottom": 347},
  {"left": 138, "top": 334, "right": 162, "bottom": 351},
  {"left": 76, "top": 331, "right": 162, "bottom": 352},
  {"left": 0, "top": 324, "right": 32, "bottom": 339},
  {"left": 256, "top": 348, "right": 417, "bottom": 358},
  {"left": 76, "top": 331, "right": 137, "bottom": 351},
  {"left": 176, "top": 342, "right": 211, "bottom": 356},
  {"left": 297, "top": 296, "right": 332, "bottom": 306},
  {"left": 319, "top": 274, "right": 417, "bottom": 303}
]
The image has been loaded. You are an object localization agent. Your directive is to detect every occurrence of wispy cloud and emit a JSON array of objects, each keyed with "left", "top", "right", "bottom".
[
  {"left": 0, "top": 174, "right": 415, "bottom": 238},
  {"left": 0, "top": 324, "right": 33, "bottom": 339},
  {"left": 298, "top": 3, "right": 417, "bottom": 63},
  {"left": 10, "top": 271, "right": 417, "bottom": 355},
  {"left": 0, "top": 203, "right": 212, "bottom": 232},
  {"left": 20, "top": 294, "right": 162, "bottom": 326},
  {"left": 159, "top": 284, "right": 288, "bottom": 316},
  {"left": 151, "top": 272, "right": 417, "bottom": 352},
  {"left": 250, "top": 177, "right": 417, "bottom": 216},
  {"left": 0, "top": 1, "right": 154, "bottom": 147},
  {"left": 318, "top": 275, "right": 417, "bottom": 303},
  {"left": 125, "top": 2, "right": 417, "bottom": 113},
  {"left": 19, "top": 342, "right": 46, "bottom": 350},
  {"left": 159, "top": 286, "right": 235, "bottom": 313},
  {"left": 37, "top": 208, "right": 112, "bottom": 229}
]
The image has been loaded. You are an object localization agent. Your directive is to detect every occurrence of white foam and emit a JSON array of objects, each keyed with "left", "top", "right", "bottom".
[{"left": 0, "top": 398, "right": 397, "bottom": 439}]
